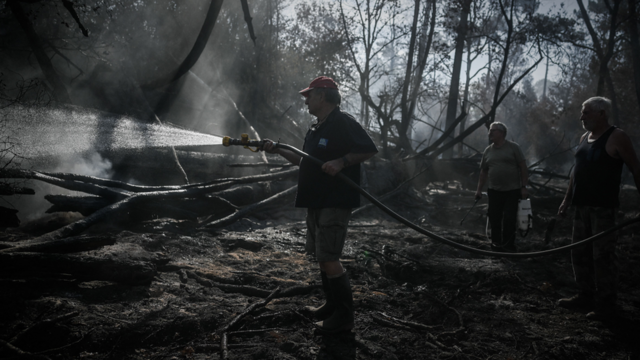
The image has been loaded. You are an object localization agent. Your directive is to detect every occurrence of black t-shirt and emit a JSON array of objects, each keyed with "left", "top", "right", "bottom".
[{"left": 295, "top": 107, "right": 378, "bottom": 209}]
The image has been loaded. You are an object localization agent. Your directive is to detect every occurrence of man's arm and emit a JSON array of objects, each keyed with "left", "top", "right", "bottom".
[
  {"left": 262, "top": 140, "right": 302, "bottom": 165},
  {"left": 475, "top": 167, "right": 488, "bottom": 200},
  {"left": 558, "top": 172, "right": 574, "bottom": 217},
  {"left": 611, "top": 130, "right": 640, "bottom": 193},
  {"left": 558, "top": 132, "right": 588, "bottom": 217},
  {"left": 519, "top": 159, "right": 529, "bottom": 199},
  {"left": 322, "top": 152, "right": 377, "bottom": 176}
]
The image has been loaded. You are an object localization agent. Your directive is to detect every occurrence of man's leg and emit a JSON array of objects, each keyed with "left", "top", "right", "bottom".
[
  {"left": 588, "top": 207, "right": 618, "bottom": 319},
  {"left": 502, "top": 189, "right": 520, "bottom": 251},
  {"left": 559, "top": 206, "right": 595, "bottom": 308},
  {"left": 487, "top": 189, "right": 506, "bottom": 250},
  {"left": 312, "top": 208, "right": 354, "bottom": 333},
  {"left": 305, "top": 209, "right": 318, "bottom": 256},
  {"left": 304, "top": 209, "right": 335, "bottom": 319}
]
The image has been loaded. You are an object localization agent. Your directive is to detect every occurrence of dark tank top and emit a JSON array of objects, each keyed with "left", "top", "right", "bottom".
[{"left": 572, "top": 126, "right": 624, "bottom": 208}]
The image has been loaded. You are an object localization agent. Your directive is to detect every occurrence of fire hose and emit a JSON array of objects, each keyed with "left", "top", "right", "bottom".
[{"left": 223, "top": 135, "right": 640, "bottom": 258}]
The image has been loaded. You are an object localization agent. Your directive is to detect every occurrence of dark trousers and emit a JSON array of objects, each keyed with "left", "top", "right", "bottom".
[
  {"left": 572, "top": 206, "right": 618, "bottom": 307},
  {"left": 487, "top": 188, "right": 520, "bottom": 250}
]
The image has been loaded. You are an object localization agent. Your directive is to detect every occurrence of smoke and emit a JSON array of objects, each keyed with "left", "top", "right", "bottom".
[
  {"left": 55, "top": 151, "right": 114, "bottom": 179},
  {"left": 8, "top": 151, "right": 114, "bottom": 223}
]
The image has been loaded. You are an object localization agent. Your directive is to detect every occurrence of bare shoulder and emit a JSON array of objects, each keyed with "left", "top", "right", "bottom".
[{"left": 609, "top": 128, "right": 632, "bottom": 145}]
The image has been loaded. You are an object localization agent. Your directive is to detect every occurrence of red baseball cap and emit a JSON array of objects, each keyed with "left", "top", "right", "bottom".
[{"left": 299, "top": 76, "right": 339, "bottom": 97}]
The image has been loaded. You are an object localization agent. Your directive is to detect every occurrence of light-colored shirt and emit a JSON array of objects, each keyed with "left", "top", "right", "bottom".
[{"left": 479, "top": 140, "right": 525, "bottom": 191}]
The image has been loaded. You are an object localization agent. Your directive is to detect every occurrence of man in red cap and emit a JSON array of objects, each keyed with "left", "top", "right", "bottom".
[{"left": 263, "top": 76, "right": 378, "bottom": 333}]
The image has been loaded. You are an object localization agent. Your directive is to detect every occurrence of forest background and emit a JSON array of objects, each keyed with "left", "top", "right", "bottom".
[{"left": 2, "top": 0, "right": 640, "bottom": 201}]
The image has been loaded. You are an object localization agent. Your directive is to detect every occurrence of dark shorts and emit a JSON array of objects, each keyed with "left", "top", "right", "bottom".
[{"left": 306, "top": 208, "right": 352, "bottom": 262}]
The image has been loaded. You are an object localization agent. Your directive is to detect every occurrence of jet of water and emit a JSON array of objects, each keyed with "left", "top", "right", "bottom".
[{"left": 2, "top": 104, "right": 223, "bottom": 159}]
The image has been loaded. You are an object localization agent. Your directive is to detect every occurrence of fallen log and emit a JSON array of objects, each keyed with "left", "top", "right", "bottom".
[
  {"left": 27, "top": 180, "right": 254, "bottom": 242},
  {"left": 45, "top": 195, "right": 112, "bottom": 216},
  {"left": 0, "top": 252, "right": 157, "bottom": 285},
  {"left": 1, "top": 168, "right": 298, "bottom": 194},
  {"left": 45, "top": 193, "right": 238, "bottom": 220},
  {"left": 0, "top": 169, "right": 127, "bottom": 201},
  {"left": 0, "top": 234, "right": 115, "bottom": 254},
  {"left": 2, "top": 168, "right": 299, "bottom": 241}
]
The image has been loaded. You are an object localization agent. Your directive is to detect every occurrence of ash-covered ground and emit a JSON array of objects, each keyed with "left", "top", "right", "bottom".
[{"left": 1, "top": 183, "right": 639, "bottom": 360}]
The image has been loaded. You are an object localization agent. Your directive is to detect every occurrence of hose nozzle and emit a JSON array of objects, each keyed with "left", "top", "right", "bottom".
[{"left": 222, "top": 134, "right": 265, "bottom": 151}]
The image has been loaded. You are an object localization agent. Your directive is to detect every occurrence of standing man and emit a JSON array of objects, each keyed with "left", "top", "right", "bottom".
[
  {"left": 557, "top": 97, "right": 640, "bottom": 321},
  {"left": 262, "top": 76, "right": 377, "bottom": 333},
  {"left": 474, "top": 122, "right": 529, "bottom": 252}
]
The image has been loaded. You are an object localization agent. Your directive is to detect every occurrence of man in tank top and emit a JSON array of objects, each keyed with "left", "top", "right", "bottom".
[
  {"left": 475, "top": 122, "right": 529, "bottom": 253},
  {"left": 557, "top": 96, "right": 640, "bottom": 321}
]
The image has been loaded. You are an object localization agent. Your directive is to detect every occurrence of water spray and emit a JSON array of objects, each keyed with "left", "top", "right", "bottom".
[
  {"left": 222, "top": 135, "right": 640, "bottom": 258},
  {"left": 4, "top": 104, "right": 225, "bottom": 160}
]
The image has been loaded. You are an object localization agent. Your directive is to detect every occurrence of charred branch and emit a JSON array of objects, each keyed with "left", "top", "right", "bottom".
[
  {"left": 1, "top": 167, "right": 300, "bottom": 240},
  {"left": 23, "top": 168, "right": 299, "bottom": 193},
  {"left": 0, "top": 339, "right": 51, "bottom": 360},
  {"left": 61, "top": 0, "right": 89, "bottom": 37},
  {"left": 227, "top": 163, "right": 292, "bottom": 168},
  {"left": 376, "top": 312, "right": 442, "bottom": 331},
  {"left": 240, "top": 0, "right": 257, "bottom": 44},
  {"left": 185, "top": 270, "right": 316, "bottom": 298},
  {"left": 203, "top": 185, "right": 297, "bottom": 228},
  {"left": 219, "top": 287, "right": 281, "bottom": 360}
]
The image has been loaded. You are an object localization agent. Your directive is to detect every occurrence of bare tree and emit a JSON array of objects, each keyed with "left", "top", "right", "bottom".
[
  {"left": 443, "top": 0, "right": 472, "bottom": 159},
  {"left": 575, "top": 0, "right": 623, "bottom": 125},
  {"left": 340, "top": 0, "right": 436, "bottom": 156}
]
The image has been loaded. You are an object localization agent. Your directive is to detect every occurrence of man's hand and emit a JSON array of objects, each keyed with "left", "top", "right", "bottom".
[
  {"left": 558, "top": 200, "right": 569, "bottom": 218},
  {"left": 321, "top": 159, "right": 345, "bottom": 176},
  {"left": 261, "top": 139, "right": 280, "bottom": 154},
  {"left": 474, "top": 190, "right": 482, "bottom": 200}
]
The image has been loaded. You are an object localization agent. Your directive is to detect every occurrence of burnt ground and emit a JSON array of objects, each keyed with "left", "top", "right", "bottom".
[{"left": 1, "top": 183, "right": 640, "bottom": 360}]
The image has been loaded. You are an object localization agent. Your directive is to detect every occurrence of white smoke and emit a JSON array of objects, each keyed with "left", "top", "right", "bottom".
[{"left": 54, "top": 152, "right": 114, "bottom": 178}]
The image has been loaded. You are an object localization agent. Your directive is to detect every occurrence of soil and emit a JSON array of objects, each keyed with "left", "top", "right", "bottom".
[{"left": 1, "top": 183, "right": 639, "bottom": 360}]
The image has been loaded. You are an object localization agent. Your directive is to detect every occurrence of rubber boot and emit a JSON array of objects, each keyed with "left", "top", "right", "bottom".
[
  {"left": 315, "top": 272, "right": 354, "bottom": 334},
  {"left": 305, "top": 271, "right": 334, "bottom": 320}
]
